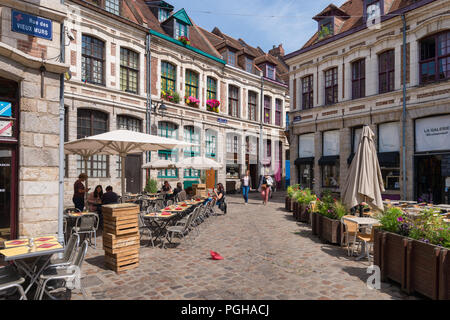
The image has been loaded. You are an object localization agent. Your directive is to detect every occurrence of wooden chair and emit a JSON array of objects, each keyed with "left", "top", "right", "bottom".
[
  {"left": 356, "top": 224, "right": 381, "bottom": 262},
  {"left": 341, "top": 216, "right": 360, "bottom": 257}
]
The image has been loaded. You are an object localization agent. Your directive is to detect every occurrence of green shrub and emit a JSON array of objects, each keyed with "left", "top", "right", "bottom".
[
  {"left": 287, "top": 184, "right": 301, "bottom": 198},
  {"left": 144, "top": 178, "right": 158, "bottom": 194},
  {"left": 379, "top": 207, "right": 405, "bottom": 233}
]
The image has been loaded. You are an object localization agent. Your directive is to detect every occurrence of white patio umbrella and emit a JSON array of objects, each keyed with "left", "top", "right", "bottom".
[
  {"left": 177, "top": 156, "right": 223, "bottom": 170},
  {"left": 342, "top": 126, "right": 385, "bottom": 212},
  {"left": 65, "top": 130, "right": 191, "bottom": 197},
  {"left": 142, "top": 159, "right": 177, "bottom": 169}
]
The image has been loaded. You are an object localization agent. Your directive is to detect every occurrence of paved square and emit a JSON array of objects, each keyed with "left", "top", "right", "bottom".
[{"left": 73, "top": 192, "right": 419, "bottom": 300}]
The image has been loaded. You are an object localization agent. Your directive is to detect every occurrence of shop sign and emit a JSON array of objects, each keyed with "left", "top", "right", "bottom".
[
  {"left": 0, "top": 121, "right": 13, "bottom": 137},
  {"left": 0, "top": 102, "right": 11, "bottom": 117},
  {"left": 217, "top": 118, "right": 228, "bottom": 124},
  {"left": 415, "top": 115, "right": 450, "bottom": 152},
  {"left": 11, "top": 10, "right": 53, "bottom": 40}
]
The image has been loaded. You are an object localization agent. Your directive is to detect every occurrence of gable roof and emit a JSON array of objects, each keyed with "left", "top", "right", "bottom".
[
  {"left": 171, "top": 8, "right": 192, "bottom": 26},
  {"left": 285, "top": 0, "right": 437, "bottom": 59}
]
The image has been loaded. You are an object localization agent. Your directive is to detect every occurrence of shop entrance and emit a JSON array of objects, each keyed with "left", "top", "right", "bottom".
[{"left": 415, "top": 155, "right": 450, "bottom": 204}]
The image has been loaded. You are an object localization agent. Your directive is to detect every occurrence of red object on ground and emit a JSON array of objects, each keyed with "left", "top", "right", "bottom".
[{"left": 210, "top": 250, "right": 223, "bottom": 260}]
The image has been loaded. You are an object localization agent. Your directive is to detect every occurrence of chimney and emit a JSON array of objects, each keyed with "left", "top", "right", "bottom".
[{"left": 269, "top": 44, "right": 284, "bottom": 58}]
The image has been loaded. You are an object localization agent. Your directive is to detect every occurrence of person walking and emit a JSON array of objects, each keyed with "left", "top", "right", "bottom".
[
  {"left": 241, "top": 170, "right": 252, "bottom": 205},
  {"left": 258, "top": 174, "right": 269, "bottom": 205},
  {"left": 266, "top": 175, "right": 274, "bottom": 199},
  {"left": 73, "top": 173, "right": 89, "bottom": 212}
]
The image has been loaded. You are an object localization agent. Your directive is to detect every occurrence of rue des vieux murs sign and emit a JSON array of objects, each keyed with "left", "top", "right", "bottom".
[{"left": 11, "top": 10, "right": 53, "bottom": 41}]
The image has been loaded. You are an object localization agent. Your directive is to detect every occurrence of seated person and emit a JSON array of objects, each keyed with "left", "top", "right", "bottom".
[
  {"left": 173, "top": 182, "right": 183, "bottom": 197},
  {"left": 213, "top": 183, "right": 226, "bottom": 214},
  {"left": 161, "top": 181, "right": 172, "bottom": 193},
  {"left": 102, "top": 186, "right": 119, "bottom": 205},
  {"left": 88, "top": 185, "right": 103, "bottom": 213}
]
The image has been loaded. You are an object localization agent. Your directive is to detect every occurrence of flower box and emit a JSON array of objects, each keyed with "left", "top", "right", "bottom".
[
  {"left": 206, "top": 99, "right": 220, "bottom": 113},
  {"left": 299, "top": 206, "right": 310, "bottom": 224},
  {"left": 293, "top": 201, "right": 299, "bottom": 220},
  {"left": 311, "top": 211, "right": 319, "bottom": 236},
  {"left": 185, "top": 96, "right": 200, "bottom": 108}
]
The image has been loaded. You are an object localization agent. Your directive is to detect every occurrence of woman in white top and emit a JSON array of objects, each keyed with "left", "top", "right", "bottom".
[{"left": 241, "top": 170, "right": 251, "bottom": 205}]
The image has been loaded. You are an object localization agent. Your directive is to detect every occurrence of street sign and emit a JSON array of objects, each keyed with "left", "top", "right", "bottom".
[
  {"left": 0, "top": 102, "right": 11, "bottom": 117},
  {"left": 11, "top": 10, "right": 53, "bottom": 40},
  {"left": 293, "top": 116, "right": 302, "bottom": 123},
  {"left": 0, "top": 120, "right": 13, "bottom": 137},
  {"left": 217, "top": 118, "right": 228, "bottom": 124}
]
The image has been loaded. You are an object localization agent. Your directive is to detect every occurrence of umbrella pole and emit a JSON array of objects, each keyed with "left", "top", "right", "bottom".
[
  {"left": 84, "top": 157, "right": 88, "bottom": 211},
  {"left": 121, "top": 155, "right": 126, "bottom": 199}
]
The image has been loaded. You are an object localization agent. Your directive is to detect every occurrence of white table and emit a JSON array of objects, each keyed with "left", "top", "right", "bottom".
[{"left": 342, "top": 217, "right": 380, "bottom": 261}]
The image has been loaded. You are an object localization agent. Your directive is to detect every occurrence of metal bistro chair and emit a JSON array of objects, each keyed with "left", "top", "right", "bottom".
[
  {"left": 0, "top": 266, "right": 27, "bottom": 300},
  {"left": 36, "top": 240, "right": 89, "bottom": 300},
  {"left": 163, "top": 211, "right": 196, "bottom": 248},
  {"left": 177, "top": 206, "right": 201, "bottom": 237},
  {"left": 47, "top": 233, "right": 80, "bottom": 269},
  {"left": 139, "top": 210, "right": 155, "bottom": 248},
  {"left": 72, "top": 213, "right": 99, "bottom": 249}
]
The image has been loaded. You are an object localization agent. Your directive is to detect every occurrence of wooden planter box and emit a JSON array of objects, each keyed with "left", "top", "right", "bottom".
[
  {"left": 293, "top": 201, "right": 299, "bottom": 220},
  {"left": 405, "top": 239, "right": 441, "bottom": 300},
  {"left": 375, "top": 230, "right": 449, "bottom": 300},
  {"left": 285, "top": 196, "right": 291, "bottom": 211},
  {"left": 299, "top": 205, "right": 310, "bottom": 224},
  {"left": 439, "top": 249, "right": 450, "bottom": 300},
  {"left": 318, "top": 215, "right": 343, "bottom": 245},
  {"left": 311, "top": 211, "right": 319, "bottom": 236}
]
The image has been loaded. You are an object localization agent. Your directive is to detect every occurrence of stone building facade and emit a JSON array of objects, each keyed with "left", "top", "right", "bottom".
[
  {"left": 62, "top": 0, "right": 289, "bottom": 208},
  {"left": 285, "top": 0, "right": 450, "bottom": 204},
  {"left": 0, "top": 0, "right": 68, "bottom": 239}
]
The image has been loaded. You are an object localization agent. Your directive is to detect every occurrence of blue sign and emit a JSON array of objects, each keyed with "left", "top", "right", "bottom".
[
  {"left": 0, "top": 102, "right": 11, "bottom": 117},
  {"left": 293, "top": 116, "right": 302, "bottom": 123},
  {"left": 217, "top": 118, "right": 228, "bottom": 124},
  {"left": 11, "top": 10, "right": 52, "bottom": 40}
]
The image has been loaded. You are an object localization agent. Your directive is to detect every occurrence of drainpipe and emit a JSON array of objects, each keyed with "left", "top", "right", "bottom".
[
  {"left": 58, "top": 0, "right": 65, "bottom": 247},
  {"left": 145, "top": 32, "right": 152, "bottom": 176},
  {"left": 401, "top": 14, "right": 407, "bottom": 201},
  {"left": 259, "top": 76, "right": 264, "bottom": 177}
]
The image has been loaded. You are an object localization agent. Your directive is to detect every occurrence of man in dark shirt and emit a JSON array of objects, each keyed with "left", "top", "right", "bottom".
[
  {"left": 73, "top": 173, "right": 89, "bottom": 212},
  {"left": 102, "top": 186, "right": 119, "bottom": 205}
]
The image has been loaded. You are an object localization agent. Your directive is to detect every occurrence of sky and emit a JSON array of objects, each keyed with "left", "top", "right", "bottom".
[{"left": 167, "top": 0, "right": 348, "bottom": 55}]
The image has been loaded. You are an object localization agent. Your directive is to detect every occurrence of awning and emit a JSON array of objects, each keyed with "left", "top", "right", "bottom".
[
  {"left": 318, "top": 155, "right": 340, "bottom": 165},
  {"left": 377, "top": 152, "right": 400, "bottom": 167},
  {"left": 295, "top": 157, "right": 315, "bottom": 165}
]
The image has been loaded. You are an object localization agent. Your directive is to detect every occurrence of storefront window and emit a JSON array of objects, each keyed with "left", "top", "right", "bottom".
[
  {"left": 299, "top": 163, "right": 314, "bottom": 189},
  {"left": 321, "top": 130, "right": 340, "bottom": 188},
  {"left": 322, "top": 164, "right": 339, "bottom": 188}
]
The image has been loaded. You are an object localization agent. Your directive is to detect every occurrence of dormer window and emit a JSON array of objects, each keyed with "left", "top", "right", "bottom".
[
  {"left": 159, "top": 8, "right": 170, "bottom": 22},
  {"left": 225, "top": 50, "right": 236, "bottom": 66},
  {"left": 245, "top": 57, "right": 253, "bottom": 73},
  {"left": 105, "top": 0, "right": 120, "bottom": 15},
  {"left": 364, "top": 0, "right": 384, "bottom": 24},
  {"left": 176, "top": 21, "right": 188, "bottom": 38},
  {"left": 318, "top": 19, "right": 334, "bottom": 40},
  {"left": 267, "top": 65, "right": 275, "bottom": 80}
]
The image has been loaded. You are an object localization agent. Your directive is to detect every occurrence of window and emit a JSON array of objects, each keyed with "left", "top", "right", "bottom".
[
  {"left": 379, "top": 50, "right": 395, "bottom": 93},
  {"left": 420, "top": 31, "right": 450, "bottom": 84},
  {"left": 116, "top": 115, "right": 142, "bottom": 177},
  {"left": 318, "top": 21, "right": 334, "bottom": 40},
  {"left": 325, "top": 68, "right": 338, "bottom": 105},
  {"left": 206, "top": 77, "right": 217, "bottom": 100},
  {"left": 82, "top": 35, "right": 105, "bottom": 85},
  {"left": 248, "top": 91, "right": 257, "bottom": 121},
  {"left": 161, "top": 61, "right": 176, "bottom": 93},
  {"left": 366, "top": 1, "right": 381, "bottom": 23},
  {"left": 105, "top": 0, "right": 120, "bottom": 15},
  {"left": 185, "top": 70, "right": 198, "bottom": 98},
  {"left": 120, "top": 48, "right": 139, "bottom": 94},
  {"left": 158, "top": 8, "right": 169, "bottom": 22},
  {"left": 275, "top": 99, "right": 282, "bottom": 126},
  {"left": 302, "top": 75, "right": 313, "bottom": 109},
  {"left": 246, "top": 57, "right": 253, "bottom": 73},
  {"left": 226, "top": 134, "right": 240, "bottom": 178},
  {"left": 206, "top": 130, "right": 217, "bottom": 159},
  {"left": 352, "top": 59, "right": 365, "bottom": 99},
  {"left": 322, "top": 164, "right": 340, "bottom": 188},
  {"left": 183, "top": 126, "right": 200, "bottom": 178},
  {"left": 321, "top": 130, "right": 340, "bottom": 188},
  {"left": 264, "top": 95, "right": 271, "bottom": 124},
  {"left": 157, "top": 122, "right": 178, "bottom": 178},
  {"left": 77, "top": 109, "right": 108, "bottom": 178},
  {"left": 227, "top": 50, "right": 236, "bottom": 66},
  {"left": 228, "top": 85, "right": 239, "bottom": 117},
  {"left": 266, "top": 139, "right": 272, "bottom": 158},
  {"left": 175, "top": 21, "right": 188, "bottom": 38},
  {"left": 378, "top": 122, "right": 400, "bottom": 190},
  {"left": 352, "top": 127, "right": 363, "bottom": 154},
  {"left": 267, "top": 65, "right": 275, "bottom": 79}
]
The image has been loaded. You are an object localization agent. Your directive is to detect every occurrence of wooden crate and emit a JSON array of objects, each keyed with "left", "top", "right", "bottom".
[
  {"left": 102, "top": 203, "right": 140, "bottom": 217},
  {"left": 105, "top": 248, "right": 139, "bottom": 273},
  {"left": 104, "top": 243, "right": 140, "bottom": 255},
  {"left": 103, "top": 232, "right": 139, "bottom": 251},
  {"left": 103, "top": 216, "right": 138, "bottom": 236}
]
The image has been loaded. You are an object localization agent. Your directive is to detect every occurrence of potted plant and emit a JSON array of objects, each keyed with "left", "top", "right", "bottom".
[
  {"left": 315, "top": 191, "right": 347, "bottom": 244},
  {"left": 206, "top": 99, "right": 220, "bottom": 113},
  {"left": 161, "top": 90, "right": 180, "bottom": 103},
  {"left": 144, "top": 178, "right": 158, "bottom": 194},
  {"left": 297, "top": 188, "right": 317, "bottom": 223},
  {"left": 185, "top": 96, "right": 200, "bottom": 108},
  {"left": 286, "top": 184, "right": 300, "bottom": 212},
  {"left": 178, "top": 36, "right": 190, "bottom": 45}
]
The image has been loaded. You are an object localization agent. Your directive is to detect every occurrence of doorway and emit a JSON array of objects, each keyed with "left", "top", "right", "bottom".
[
  {"left": 125, "top": 154, "right": 142, "bottom": 194},
  {"left": 415, "top": 155, "right": 448, "bottom": 204}
]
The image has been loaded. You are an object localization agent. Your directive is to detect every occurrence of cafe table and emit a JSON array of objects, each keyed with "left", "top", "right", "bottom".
[
  {"left": 0, "top": 236, "right": 64, "bottom": 299},
  {"left": 341, "top": 217, "right": 381, "bottom": 261}
]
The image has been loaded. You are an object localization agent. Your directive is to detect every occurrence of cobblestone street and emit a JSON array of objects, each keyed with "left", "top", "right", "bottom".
[{"left": 73, "top": 192, "right": 419, "bottom": 300}]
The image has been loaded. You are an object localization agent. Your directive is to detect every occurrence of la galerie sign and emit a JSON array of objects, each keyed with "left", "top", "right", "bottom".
[{"left": 415, "top": 115, "right": 450, "bottom": 152}]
